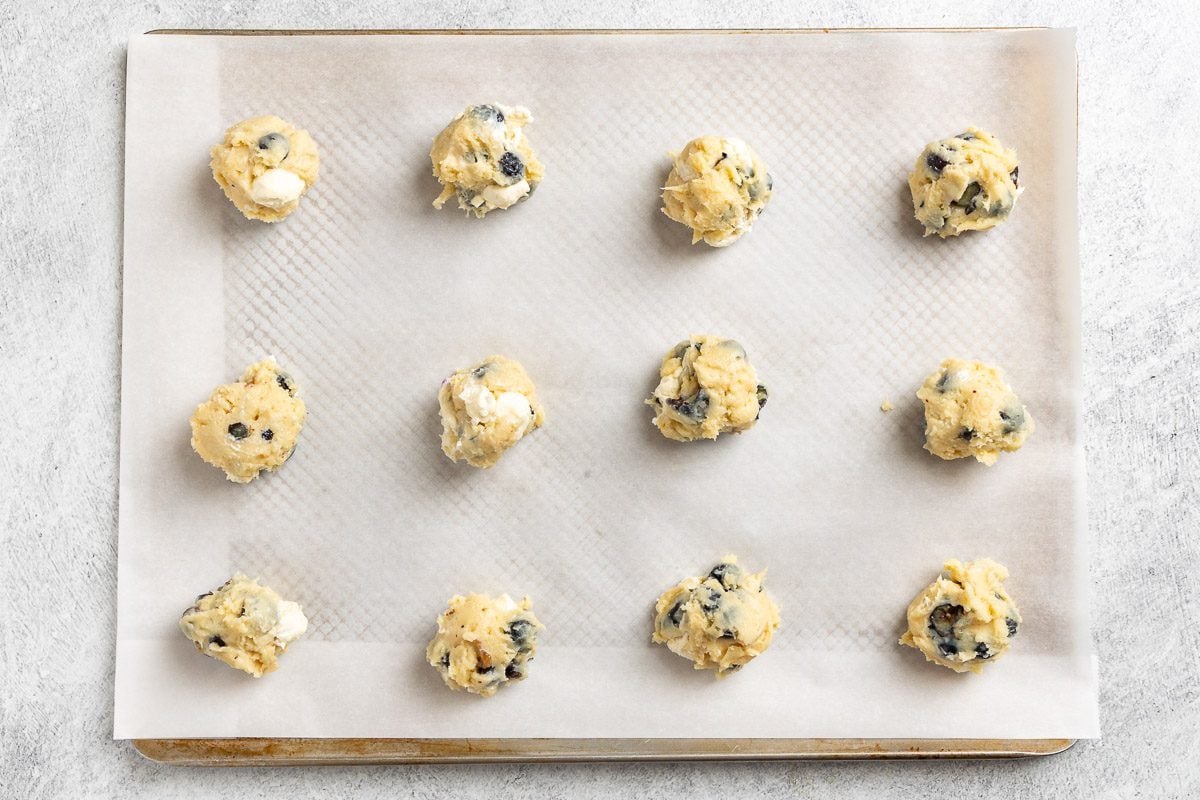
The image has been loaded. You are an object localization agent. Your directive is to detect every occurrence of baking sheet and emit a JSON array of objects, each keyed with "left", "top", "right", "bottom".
[{"left": 116, "top": 29, "right": 1097, "bottom": 740}]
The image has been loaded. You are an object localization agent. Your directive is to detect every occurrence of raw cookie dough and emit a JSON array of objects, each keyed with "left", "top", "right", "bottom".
[
  {"left": 899, "top": 558, "right": 1021, "bottom": 674},
  {"left": 426, "top": 593, "right": 543, "bottom": 697},
  {"left": 179, "top": 574, "right": 308, "bottom": 678},
  {"left": 661, "top": 136, "right": 773, "bottom": 247},
  {"left": 190, "top": 358, "right": 307, "bottom": 483},
  {"left": 647, "top": 335, "right": 768, "bottom": 442},
  {"left": 652, "top": 555, "right": 780, "bottom": 677},
  {"left": 438, "top": 355, "right": 544, "bottom": 468},
  {"left": 210, "top": 115, "right": 320, "bottom": 222},
  {"left": 917, "top": 357, "right": 1034, "bottom": 465},
  {"left": 430, "top": 103, "right": 544, "bottom": 217},
  {"left": 908, "top": 127, "right": 1021, "bottom": 238}
]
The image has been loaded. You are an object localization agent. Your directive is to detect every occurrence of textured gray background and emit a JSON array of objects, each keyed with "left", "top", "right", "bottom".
[{"left": 1, "top": 0, "right": 1197, "bottom": 797}]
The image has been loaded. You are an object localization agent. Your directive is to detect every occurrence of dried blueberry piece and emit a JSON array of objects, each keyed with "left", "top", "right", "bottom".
[
  {"left": 209, "top": 635, "right": 226, "bottom": 648},
  {"left": 938, "top": 641, "right": 958, "bottom": 656},
  {"left": 719, "top": 629, "right": 737, "bottom": 640},
  {"left": 756, "top": 384, "right": 768, "bottom": 409},
  {"left": 959, "top": 427, "right": 975, "bottom": 441},
  {"left": 227, "top": 422, "right": 249, "bottom": 439},
  {"left": 667, "top": 390, "right": 710, "bottom": 423},
  {"left": 1006, "top": 617, "right": 1019, "bottom": 637},
  {"left": 505, "top": 662, "right": 522, "bottom": 680},
  {"left": 257, "top": 132, "right": 289, "bottom": 161},
  {"left": 999, "top": 408, "right": 1025, "bottom": 435},
  {"left": 957, "top": 131, "right": 976, "bottom": 141},
  {"left": 665, "top": 599, "right": 687, "bottom": 628},
  {"left": 698, "top": 587, "right": 722, "bottom": 614},
  {"left": 471, "top": 104, "right": 505, "bottom": 124},
  {"left": 276, "top": 373, "right": 292, "bottom": 393},
  {"left": 954, "top": 181, "right": 982, "bottom": 212},
  {"left": 261, "top": 429, "right": 274, "bottom": 441},
  {"left": 975, "top": 643, "right": 993, "bottom": 659},
  {"left": 508, "top": 618, "right": 536, "bottom": 649},
  {"left": 935, "top": 370, "right": 952, "bottom": 393},
  {"left": 1009, "top": 166, "right": 1019, "bottom": 188},
  {"left": 498, "top": 151, "right": 524, "bottom": 179},
  {"left": 707, "top": 562, "right": 742, "bottom": 591},
  {"left": 440, "top": 652, "right": 450, "bottom": 668},
  {"left": 926, "top": 152, "right": 950, "bottom": 174},
  {"left": 928, "top": 604, "right": 964, "bottom": 638}
]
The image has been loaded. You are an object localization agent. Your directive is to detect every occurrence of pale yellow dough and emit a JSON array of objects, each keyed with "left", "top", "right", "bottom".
[
  {"left": 899, "top": 559, "right": 1021, "bottom": 674},
  {"left": 210, "top": 115, "right": 319, "bottom": 222},
  {"left": 652, "top": 556, "right": 780, "bottom": 677},
  {"left": 648, "top": 335, "right": 767, "bottom": 442},
  {"left": 426, "top": 593, "right": 543, "bottom": 697},
  {"left": 430, "top": 104, "right": 544, "bottom": 217},
  {"left": 190, "top": 358, "right": 307, "bottom": 483},
  {"left": 908, "top": 127, "right": 1021, "bottom": 238},
  {"left": 661, "top": 136, "right": 773, "bottom": 247},
  {"left": 438, "top": 355, "right": 544, "bottom": 468},
  {"left": 917, "top": 357, "right": 1034, "bottom": 465},
  {"left": 179, "top": 574, "right": 308, "bottom": 678}
]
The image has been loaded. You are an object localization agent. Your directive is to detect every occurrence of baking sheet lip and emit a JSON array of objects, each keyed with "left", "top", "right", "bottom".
[
  {"left": 131, "top": 737, "right": 1077, "bottom": 765},
  {"left": 143, "top": 26, "right": 1053, "bottom": 36}
]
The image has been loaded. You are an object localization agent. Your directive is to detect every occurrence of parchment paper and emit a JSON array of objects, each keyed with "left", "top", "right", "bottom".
[{"left": 116, "top": 29, "right": 1096, "bottom": 739}]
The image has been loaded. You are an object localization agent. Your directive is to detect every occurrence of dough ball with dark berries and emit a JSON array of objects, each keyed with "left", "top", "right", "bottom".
[
  {"left": 916, "top": 357, "right": 1033, "bottom": 465},
  {"left": 899, "top": 558, "right": 1021, "bottom": 673},
  {"left": 430, "top": 103, "right": 544, "bottom": 218},
  {"left": 908, "top": 127, "right": 1020, "bottom": 238},
  {"left": 189, "top": 358, "right": 306, "bottom": 483},
  {"left": 210, "top": 115, "right": 319, "bottom": 222}
]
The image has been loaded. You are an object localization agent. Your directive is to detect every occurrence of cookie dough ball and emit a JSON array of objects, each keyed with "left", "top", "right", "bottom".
[
  {"left": 652, "top": 556, "right": 780, "bottom": 677},
  {"left": 210, "top": 115, "right": 319, "bottom": 222},
  {"left": 647, "top": 335, "right": 768, "bottom": 442},
  {"left": 917, "top": 358, "right": 1034, "bottom": 465},
  {"left": 190, "top": 358, "right": 306, "bottom": 483},
  {"left": 661, "top": 136, "right": 773, "bottom": 247},
  {"left": 426, "top": 593, "right": 543, "bottom": 697},
  {"left": 438, "top": 355, "right": 544, "bottom": 468},
  {"left": 430, "top": 104, "right": 544, "bottom": 218},
  {"left": 179, "top": 574, "right": 308, "bottom": 677},
  {"left": 908, "top": 127, "right": 1021, "bottom": 238},
  {"left": 899, "top": 558, "right": 1021, "bottom": 674}
]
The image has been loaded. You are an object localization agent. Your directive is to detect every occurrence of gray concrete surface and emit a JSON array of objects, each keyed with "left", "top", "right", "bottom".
[{"left": 2, "top": 1, "right": 1197, "bottom": 797}]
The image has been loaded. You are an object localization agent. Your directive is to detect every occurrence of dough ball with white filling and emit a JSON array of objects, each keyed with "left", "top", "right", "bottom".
[
  {"left": 426, "top": 593, "right": 543, "bottom": 697},
  {"left": 647, "top": 335, "right": 767, "bottom": 442},
  {"left": 430, "top": 103, "right": 544, "bottom": 218},
  {"left": 652, "top": 555, "right": 780, "bottom": 677},
  {"left": 179, "top": 573, "right": 308, "bottom": 678},
  {"left": 438, "top": 355, "right": 544, "bottom": 468},
  {"left": 908, "top": 127, "right": 1020, "bottom": 238},
  {"left": 917, "top": 357, "right": 1034, "bottom": 465},
  {"left": 210, "top": 115, "right": 319, "bottom": 222},
  {"left": 190, "top": 358, "right": 306, "bottom": 483},
  {"left": 661, "top": 136, "right": 773, "bottom": 247},
  {"left": 899, "top": 558, "right": 1022, "bottom": 674}
]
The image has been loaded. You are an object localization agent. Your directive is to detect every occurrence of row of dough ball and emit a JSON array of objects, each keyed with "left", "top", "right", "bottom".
[
  {"left": 178, "top": 556, "right": 1022, "bottom": 689},
  {"left": 188, "top": 348, "right": 1033, "bottom": 483},
  {"left": 209, "top": 109, "right": 1021, "bottom": 241}
]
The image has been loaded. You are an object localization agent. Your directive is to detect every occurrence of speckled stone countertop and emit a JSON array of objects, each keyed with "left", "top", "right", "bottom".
[{"left": 3, "top": 1, "right": 1198, "bottom": 797}]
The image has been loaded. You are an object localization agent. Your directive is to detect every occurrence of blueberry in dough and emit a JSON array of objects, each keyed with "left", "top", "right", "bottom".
[
  {"left": 899, "top": 559, "right": 1022, "bottom": 674},
  {"left": 908, "top": 127, "right": 1021, "bottom": 238}
]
